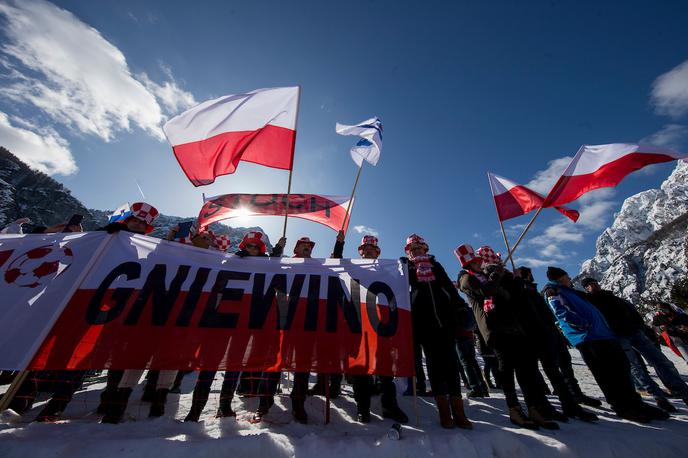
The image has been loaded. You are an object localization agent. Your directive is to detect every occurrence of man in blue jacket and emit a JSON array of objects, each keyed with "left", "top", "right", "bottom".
[{"left": 543, "top": 267, "right": 669, "bottom": 423}]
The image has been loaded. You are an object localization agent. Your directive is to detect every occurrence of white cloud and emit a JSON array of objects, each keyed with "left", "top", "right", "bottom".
[
  {"left": 353, "top": 225, "right": 379, "bottom": 236},
  {"left": 138, "top": 69, "right": 196, "bottom": 114},
  {"left": 0, "top": 111, "right": 76, "bottom": 175},
  {"left": 0, "top": 0, "right": 194, "bottom": 146},
  {"left": 526, "top": 156, "right": 573, "bottom": 194},
  {"left": 651, "top": 60, "right": 688, "bottom": 119},
  {"left": 641, "top": 124, "right": 688, "bottom": 150}
]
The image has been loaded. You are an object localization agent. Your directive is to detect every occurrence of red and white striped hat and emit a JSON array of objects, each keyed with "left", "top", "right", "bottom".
[
  {"left": 126, "top": 202, "right": 159, "bottom": 234},
  {"left": 239, "top": 231, "right": 267, "bottom": 254},
  {"left": 476, "top": 245, "right": 502, "bottom": 266},
  {"left": 212, "top": 234, "right": 231, "bottom": 252},
  {"left": 358, "top": 235, "right": 381, "bottom": 256},
  {"left": 454, "top": 243, "right": 482, "bottom": 268},
  {"left": 404, "top": 233, "right": 428, "bottom": 253}
]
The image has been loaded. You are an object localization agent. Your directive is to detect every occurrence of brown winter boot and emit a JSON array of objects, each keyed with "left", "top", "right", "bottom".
[
  {"left": 435, "top": 395, "right": 455, "bottom": 429},
  {"left": 528, "top": 405, "right": 560, "bottom": 430},
  {"left": 508, "top": 406, "right": 539, "bottom": 430},
  {"left": 450, "top": 396, "right": 473, "bottom": 430}
]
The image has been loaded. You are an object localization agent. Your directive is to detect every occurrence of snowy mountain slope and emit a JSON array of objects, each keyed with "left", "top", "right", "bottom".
[
  {"left": 0, "top": 147, "right": 271, "bottom": 250},
  {"left": 1, "top": 350, "right": 687, "bottom": 458},
  {"left": 578, "top": 162, "right": 688, "bottom": 308}
]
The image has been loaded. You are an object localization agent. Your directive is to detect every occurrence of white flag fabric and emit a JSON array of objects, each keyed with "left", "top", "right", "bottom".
[{"left": 336, "top": 117, "right": 383, "bottom": 167}]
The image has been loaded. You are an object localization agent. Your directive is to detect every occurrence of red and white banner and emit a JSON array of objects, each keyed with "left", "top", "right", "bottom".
[
  {"left": 163, "top": 86, "right": 299, "bottom": 186},
  {"left": 0, "top": 232, "right": 413, "bottom": 376},
  {"left": 0, "top": 232, "right": 113, "bottom": 370},
  {"left": 543, "top": 143, "right": 687, "bottom": 207},
  {"left": 199, "top": 193, "right": 354, "bottom": 233},
  {"left": 488, "top": 172, "right": 579, "bottom": 222}
]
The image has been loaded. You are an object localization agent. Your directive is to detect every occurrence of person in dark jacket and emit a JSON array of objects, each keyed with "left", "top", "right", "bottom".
[
  {"left": 544, "top": 267, "right": 669, "bottom": 423},
  {"left": 582, "top": 277, "right": 688, "bottom": 412},
  {"left": 184, "top": 231, "right": 286, "bottom": 423},
  {"left": 405, "top": 234, "right": 472, "bottom": 429},
  {"left": 289, "top": 236, "right": 317, "bottom": 424},
  {"left": 456, "top": 244, "right": 559, "bottom": 430},
  {"left": 342, "top": 234, "right": 409, "bottom": 424},
  {"left": 514, "top": 267, "right": 601, "bottom": 413},
  {"left": 652, "top": 301, "right": 688, "bottom": 363}
]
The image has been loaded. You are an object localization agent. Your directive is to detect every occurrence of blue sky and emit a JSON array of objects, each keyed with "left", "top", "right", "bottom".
[{"left": 1, "top": 0, "right": 687, "bottom": 284}]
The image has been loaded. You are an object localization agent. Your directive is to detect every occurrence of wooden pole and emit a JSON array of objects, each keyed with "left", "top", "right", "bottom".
[
  {"left": 341, "top": 164, "right": 363, "bottom": 234},
  {"left": 282, "top": 168, "right": 293, "bottom": 238},
  {"left": 499, "top": 218, "right": 516, "bottom": 273},
  {"left": 282, "top": 86, "right": 301, "bottom": 239},
  {"left": 412, "top": 376, "right": 420, "bottom": 427},
  {"left": 505, "top": 206, "right": 544, "bottom": 266}
]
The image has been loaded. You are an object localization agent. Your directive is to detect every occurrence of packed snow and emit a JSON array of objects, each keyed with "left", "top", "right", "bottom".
[{"left": 2, "top": 349, "right": 688, "bottom": 458}]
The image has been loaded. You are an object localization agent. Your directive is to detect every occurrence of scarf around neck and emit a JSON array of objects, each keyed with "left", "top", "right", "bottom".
[{"left": 410, "top": 254, "right": 436, "bottom": 282}]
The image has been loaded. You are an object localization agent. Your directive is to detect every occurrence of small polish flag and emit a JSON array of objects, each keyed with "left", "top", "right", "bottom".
[
  {"left": 543, "top": 143, "right": 687, "bottom": 207},
  {"left": 488, "top": 173, "right": 579, "bottom": 222}
]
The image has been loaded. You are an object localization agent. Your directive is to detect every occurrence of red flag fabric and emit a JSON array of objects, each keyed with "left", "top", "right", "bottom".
[
  {"left": 162, "top": 87, "right": 299, "bottom": 187},
  {"left": 543, "top": 143, "right": 687, "bottom": 207},
  {"left": 14, "top": 232, "right": 414, "bottom": 376},
  {"left": 198, "top": 193, "right": 354, "bottom": 233},
  {"left": 488, "top": 172, "right": 580, "bottom": 222}
]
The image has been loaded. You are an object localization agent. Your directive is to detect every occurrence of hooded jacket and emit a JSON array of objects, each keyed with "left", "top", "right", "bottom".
[{"left": 542, "top": 281, "right": 615, "bottom": 347}]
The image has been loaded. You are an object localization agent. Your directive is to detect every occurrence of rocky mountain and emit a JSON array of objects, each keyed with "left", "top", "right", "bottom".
[
  {"left": 578, "top": 161, "right": 688, "bottom": 312},
  {"left": 0, "top": 147, "right": 271, "bottom": 249}
]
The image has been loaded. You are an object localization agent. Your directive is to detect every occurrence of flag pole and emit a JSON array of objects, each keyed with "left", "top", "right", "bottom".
[
  {"left": 341, "top": 164, "right": 363, "bottom": 234},
  {"left": 282, "top": 168, "right": 293, "bottom": 238},
  {"left": 282, "top": 86, "right": 301, "bottom": 239},
  {"left": 505, "top": 206, "right": 543, "bottom": 266}
]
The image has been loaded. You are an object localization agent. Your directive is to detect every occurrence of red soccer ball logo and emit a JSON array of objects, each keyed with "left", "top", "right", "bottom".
[{"left": 4, "top": 244, "right": 74, "bottom": 288}]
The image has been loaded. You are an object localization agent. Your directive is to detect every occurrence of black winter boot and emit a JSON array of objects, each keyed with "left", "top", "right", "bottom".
[
  {"left": 148, "top": 388, "right": 169, "bottom": 417},
  {"left": 216, "top": 396, "right": 236, "bottom": 418},
  {"left": 291, "top": 397, "right": 308, "bottom": 424},
  {"left": 656, "top": 397, "right": 677, "bottom": 413},
  {"left": 101, "top": 388, "right": 132, "bottom": 424},
  {"left": 562, "top": 402, "right": 598, "bottom": 422},
  {"left": 34, "top": 398, "right": 69, "bottom": 422}
]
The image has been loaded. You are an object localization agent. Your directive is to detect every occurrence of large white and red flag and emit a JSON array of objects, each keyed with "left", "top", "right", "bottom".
[
  {"left": 488, "top": 172, "right": 579, "bottom": 222},
  {"left": 163, "top": 86, "right": 300, "bottom": 186},
  {"left": 198, "top": 193, "right": 354, "bottom": 233},
  {"left": 543, "top": 143, "right": 687, "bottom": 207},
  {"left": 0, "top": 231, "right": 414, "bottom": 376}
]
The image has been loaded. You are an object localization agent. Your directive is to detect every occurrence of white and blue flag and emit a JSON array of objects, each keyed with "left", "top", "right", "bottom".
[
  {"left": 335, "top": 117, "right": 383, "bottom": 167},
  {"left": 108, "top": 203, "right": 131, "bottom": 224}
]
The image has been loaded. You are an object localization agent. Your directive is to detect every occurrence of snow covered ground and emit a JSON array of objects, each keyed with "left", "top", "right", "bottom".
[{"left": 2, "top": 349, "right": 688, "bottom": 458}]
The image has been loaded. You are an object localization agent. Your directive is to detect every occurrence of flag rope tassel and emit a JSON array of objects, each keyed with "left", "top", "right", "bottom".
[
  {"left": 341, "top": 164, "right": 363, "bottom": 233},
  {"left": 505, "top": 206, "right": 543, "bottom": 266}
]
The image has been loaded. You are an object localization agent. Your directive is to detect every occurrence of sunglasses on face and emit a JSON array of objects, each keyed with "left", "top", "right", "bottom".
[{"left": 245, "top": 244, "right": 259, "bottom": 249}]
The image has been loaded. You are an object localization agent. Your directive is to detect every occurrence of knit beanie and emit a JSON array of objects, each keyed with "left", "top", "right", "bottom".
[{"left": 546, "top": 266, "right": 568, "bottom": 281}]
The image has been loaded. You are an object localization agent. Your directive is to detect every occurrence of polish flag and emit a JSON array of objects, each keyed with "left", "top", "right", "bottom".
[
  {"left": 163, "top": 86, "right": 300, "bottom": 186},
  {"left": 488, "top": 172, "right": 579, "bottom": 222},
  {"left": 543, "top": 143, "right": 686, "bottom": 207}
]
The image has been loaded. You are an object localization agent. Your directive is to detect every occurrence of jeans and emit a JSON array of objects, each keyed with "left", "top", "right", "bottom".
[
  {"left": 620, "top": 330, "right": 688, "bottom": 398},
  {"left": 455, "top": 336, "right": 488, "bottom": 393}
]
